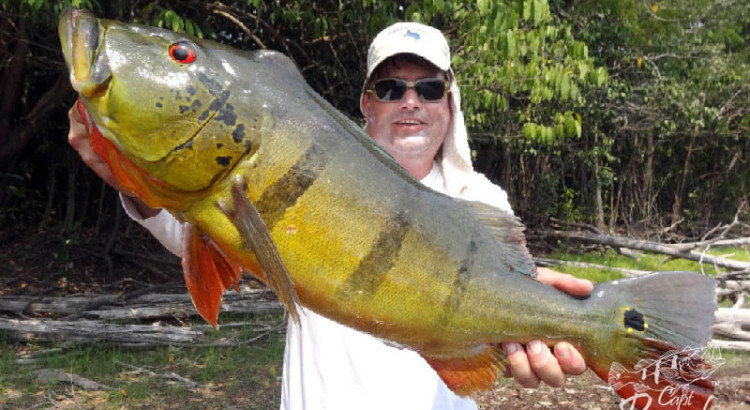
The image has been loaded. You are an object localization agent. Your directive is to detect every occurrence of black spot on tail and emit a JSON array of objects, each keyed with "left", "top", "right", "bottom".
[{"left": 624, "top": 308, "right": 645, "bottom": 331}]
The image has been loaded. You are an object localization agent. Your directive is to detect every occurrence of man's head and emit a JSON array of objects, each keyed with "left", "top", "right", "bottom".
[
  {"left": 360, "top": 22, "right": 476, "bottom": 192},
  {"left": 359, "top": 23, "right": 455, "bottom": 175},
  {"left": 361, "top": 54, "right": 452, "bottom": 169}
]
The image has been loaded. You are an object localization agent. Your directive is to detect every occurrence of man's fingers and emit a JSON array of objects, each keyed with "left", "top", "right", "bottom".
[
  {"left": 66, "top": 104, "right": 126, "bottom": 193},
  {"left": 503, "top": 342, "right": 540, "bottom": 388},
  {"left": 526, "top": 340, "right": 566, "bottom": 388},
  {"left": 535, "top": 267, "right": 593, "bottom": 297},
  {"left": 553, "top": 342, "right": 587, "bottom": 376}
]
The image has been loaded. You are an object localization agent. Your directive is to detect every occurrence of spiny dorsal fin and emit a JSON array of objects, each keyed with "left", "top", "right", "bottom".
[{"left": 460, "top": 199, "right": 537, "bottom": 279}]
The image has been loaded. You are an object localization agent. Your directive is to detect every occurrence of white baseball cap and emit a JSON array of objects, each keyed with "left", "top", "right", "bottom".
[{"left": 365, "top": 22, "right": 452, "bottom": 81}]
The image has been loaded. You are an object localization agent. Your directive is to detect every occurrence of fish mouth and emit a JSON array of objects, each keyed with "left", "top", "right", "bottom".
[{"left": 59, "top": 8, "right": 111, "bottom": 97}]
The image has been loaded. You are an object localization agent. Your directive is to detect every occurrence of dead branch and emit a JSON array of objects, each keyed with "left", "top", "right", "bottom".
[
  {"left": 116, "top": 361, "right": 213, "bottom": 390},
  {"left": 540, "top": 230, "right": 750, "bottom": 271},
  {"left": 34, "top": 369, "right": 113, "bottom": 391},
  {"left": 708, "top": 339, "right": 750, "bottom": 352}
]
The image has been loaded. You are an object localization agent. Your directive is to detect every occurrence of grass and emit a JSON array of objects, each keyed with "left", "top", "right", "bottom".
[
  {"left": 0, "top": 313, "right": 286, "bottom": 409},
  {"left": 544, "top": 245, "right": 749, "bottom": 283}
]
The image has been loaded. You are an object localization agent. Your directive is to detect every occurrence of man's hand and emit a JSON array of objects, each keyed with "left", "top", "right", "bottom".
[
  {"left": 502, "top": 267, "right": 593, "bottom": 388},
  {"left": 67, "top": 104, "right": 160, "bottom": 218},
  {"left": 68, "top": 105, "right": 125, "bottom": 192}
]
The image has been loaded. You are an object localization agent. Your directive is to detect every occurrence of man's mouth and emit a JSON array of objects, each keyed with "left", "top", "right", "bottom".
[{"left": 395, "top": 119, "right": 424, "bottom": 126}]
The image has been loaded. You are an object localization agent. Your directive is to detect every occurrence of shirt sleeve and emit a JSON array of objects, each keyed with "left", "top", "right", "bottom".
[
  {"left": 120, "top": 194, "right": 183, "bottom": 257},
  {"left": 460, "top": 173, "right": 514, "bottom": 215}
]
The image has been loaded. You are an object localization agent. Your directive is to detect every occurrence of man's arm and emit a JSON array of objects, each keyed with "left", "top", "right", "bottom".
[{"left": 502, "top": 268, "right": 592, "bottom": 387}]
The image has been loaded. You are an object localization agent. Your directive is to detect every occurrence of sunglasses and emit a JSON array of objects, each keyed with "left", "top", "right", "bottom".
[{"left": 366, "top": 78, "right": 450, "bottom": 102}]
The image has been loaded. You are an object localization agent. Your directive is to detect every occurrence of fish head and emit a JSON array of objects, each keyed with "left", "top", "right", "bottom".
[{"left": 59, "top": 8, "right": 266, "bottom": 192}]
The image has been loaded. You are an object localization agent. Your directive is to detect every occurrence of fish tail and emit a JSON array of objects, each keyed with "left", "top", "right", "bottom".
[{"left": 585, "top": 271, "right": 717, "bottom": 410}]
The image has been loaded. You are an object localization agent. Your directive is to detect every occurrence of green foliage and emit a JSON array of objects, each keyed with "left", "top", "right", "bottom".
[{"left": 1, "top": 0, "right": 746, "bottom": 240}]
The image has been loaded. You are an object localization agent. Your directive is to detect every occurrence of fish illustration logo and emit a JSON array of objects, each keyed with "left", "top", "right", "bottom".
[{"left": 405, "top": 30, "right": 420, "bottom": 40}]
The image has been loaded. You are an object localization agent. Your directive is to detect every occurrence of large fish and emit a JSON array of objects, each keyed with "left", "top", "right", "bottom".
[{"left": 59, "top": 8, "right": 717, "bottom": 409}]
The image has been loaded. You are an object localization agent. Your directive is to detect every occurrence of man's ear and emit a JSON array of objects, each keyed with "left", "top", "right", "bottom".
[{"left": 360, "top": 93, "right": 372, "bottom": 120}]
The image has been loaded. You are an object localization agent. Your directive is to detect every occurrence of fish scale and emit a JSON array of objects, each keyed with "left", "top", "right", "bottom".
[{"left": 60, "top": 8, "right": 718, "bottom": 409}]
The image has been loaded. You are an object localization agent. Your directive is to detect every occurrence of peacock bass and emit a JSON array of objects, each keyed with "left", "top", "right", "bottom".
[{"left": 59, "top": 8, "right": 717, "bottom": 409}]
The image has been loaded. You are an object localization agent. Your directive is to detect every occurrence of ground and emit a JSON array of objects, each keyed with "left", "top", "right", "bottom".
[{"left": 476, "top": 367, "right": 750, "bottom": 409}]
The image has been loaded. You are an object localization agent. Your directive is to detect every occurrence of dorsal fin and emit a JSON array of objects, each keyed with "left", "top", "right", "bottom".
[{"left": 460, "top": 199, "right": 537, "bottom": 279}]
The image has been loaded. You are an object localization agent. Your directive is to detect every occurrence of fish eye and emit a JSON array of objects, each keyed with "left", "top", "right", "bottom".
[{"left": 169, "top": 42, "right": 197, "bottom": 64}]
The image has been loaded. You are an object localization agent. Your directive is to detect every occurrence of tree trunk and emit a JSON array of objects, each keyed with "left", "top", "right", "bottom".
[
  {"left": 671, "top": 132, "right": 695, "bottom": 224},
  {"left": 592, "top": 130, "right": 605, "bottom": 230},
  {"left": 642, "top": 133, "right": 654, "bottom": 220},
  {"left": 0, "top": 73, "right": 73, "bottom": 170},
  {"left": 0, "top": 18, "right": 28, "bottom": 152}
]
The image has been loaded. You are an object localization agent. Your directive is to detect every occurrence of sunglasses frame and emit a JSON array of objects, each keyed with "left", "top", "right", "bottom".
[{"left": 366, "top": 77, "right": 451, "bottom": 102}]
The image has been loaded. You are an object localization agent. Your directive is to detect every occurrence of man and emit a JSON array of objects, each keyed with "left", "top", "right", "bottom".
[{"left": 69, "top": 21, "right": 591, "bottom": 410}]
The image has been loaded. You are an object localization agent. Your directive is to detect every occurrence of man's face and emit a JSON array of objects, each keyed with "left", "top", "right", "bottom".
[{"left": 361, "top": 59, "right": 452, "bottom": 164}]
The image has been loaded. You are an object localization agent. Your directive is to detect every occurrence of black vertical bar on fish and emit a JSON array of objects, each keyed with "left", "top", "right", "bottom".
[
  {"left": 338, "top": 212, "right": 410, "bottom": 298},
  {"left": 439, "top": 238, "right": 479, "bottom": 326},
  {"left": 255, "top": 144, "right": 329, "bottom": 229}
]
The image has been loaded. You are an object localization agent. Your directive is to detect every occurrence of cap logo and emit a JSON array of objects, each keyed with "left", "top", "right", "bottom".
[{"left": 405, "top": 30, "right": 420, "bottom": 40}]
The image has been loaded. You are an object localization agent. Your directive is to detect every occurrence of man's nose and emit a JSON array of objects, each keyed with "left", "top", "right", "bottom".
[{"left": 400, "top": 87, "right": 422, "bottom": 110}]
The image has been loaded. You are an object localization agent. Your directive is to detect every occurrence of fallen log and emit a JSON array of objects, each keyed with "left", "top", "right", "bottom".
[
  {"left": 707, "top": 339, "right": 750, "bottom": 352},
  {"left": 0, "top": 318, "right": 204, "bottom": 346},
  {"left": 712, "top": 308, "right": 750, "bottom": 342},
  {"left": 540, "top": 230, "right": 750, "bottom": 271},
  {"left": 0, "top": 288, "right": 282, "bottom": 320}
]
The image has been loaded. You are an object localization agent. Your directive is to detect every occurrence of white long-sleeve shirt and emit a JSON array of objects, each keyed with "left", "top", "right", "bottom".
[{"left": 122, "top": 162, "right": 512, "bottom": 410}]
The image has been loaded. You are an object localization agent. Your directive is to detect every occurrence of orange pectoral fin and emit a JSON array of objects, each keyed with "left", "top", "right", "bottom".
[
  {"left": 182, "top": 224, "right": 243, "bottom": 329},
  {"left": 423, "top": 345, "right": 507, "bottom": 396}
]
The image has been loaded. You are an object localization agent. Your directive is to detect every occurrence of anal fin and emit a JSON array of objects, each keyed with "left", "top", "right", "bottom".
[
  {"left": 423, "top": 345, "right": 507, "bottom": 396},
  {"left": 182, "top": 224, "right": 242, "bottom": 329},
  {"left": 220, "top": 178, "right": 301, "bottom": 323}
]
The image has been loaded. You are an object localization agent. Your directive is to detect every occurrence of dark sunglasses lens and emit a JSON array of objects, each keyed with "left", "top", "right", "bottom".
[
  {"left": 416, "top": 80, "right": 446, "bottom": 101},
  {"left": 375, "top": 79, "right": 406, "bottom": 101}
]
